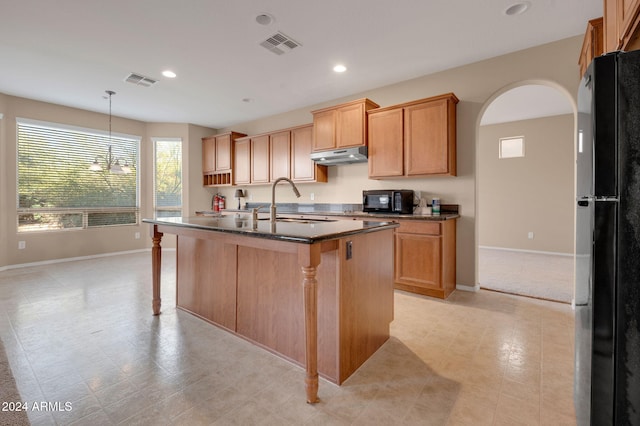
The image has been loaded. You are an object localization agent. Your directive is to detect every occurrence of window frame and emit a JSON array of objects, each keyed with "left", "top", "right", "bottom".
[
  {"left": 16, "top": 117, "right": 141, "bottom": 233},
  {"left": 152, "top": 137, "right": 183, "bottom": 219}
]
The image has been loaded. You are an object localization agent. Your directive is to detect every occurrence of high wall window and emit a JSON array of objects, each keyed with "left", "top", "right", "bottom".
[
  {"left": 154, "top": 138, "right": 182, "bottom": 218},
  {"left": 17, "top": 118, "right": 140, "bottom": 232}
]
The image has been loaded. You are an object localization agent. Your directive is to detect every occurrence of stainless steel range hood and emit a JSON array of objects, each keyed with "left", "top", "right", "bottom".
[{"left": 310, "top": 146, "right": 368, "bottom": 165}]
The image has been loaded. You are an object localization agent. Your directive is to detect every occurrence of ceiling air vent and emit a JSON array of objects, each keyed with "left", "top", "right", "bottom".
[
  {"left": 124, "top": 73, "right": 158, "bottom": 87},
  {"left": 260, "top": 31, "right": 301, "bottom": 55}
]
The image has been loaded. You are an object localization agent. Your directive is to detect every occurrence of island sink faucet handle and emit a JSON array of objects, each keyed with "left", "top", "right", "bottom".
[
  {"left": 270, "top": 177, "right": 301, "bottom": 223},
  {"left": 251, "top": 205, "right": 268, "bottom": 222}
]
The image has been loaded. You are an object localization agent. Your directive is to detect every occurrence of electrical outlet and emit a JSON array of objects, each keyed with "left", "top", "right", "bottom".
[
  {"left": 18, "top": 241, "right": 26, "bottom": 250},
  {"left": 135, "top": 232, "right": 140, "bottom": 239},
  {"left": 249, "top": 194, "right": 253, "bottom": 201},
  {"left": 310, "top": 192, "right": 315, "bottom": 201},
  {"left": 528, "top": 232, "right": 534, "bottom": 239}
]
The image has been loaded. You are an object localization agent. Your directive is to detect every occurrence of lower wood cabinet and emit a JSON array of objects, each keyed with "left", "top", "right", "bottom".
[{"left": 394, "top": 219, "right": 456, "bottom": 299}]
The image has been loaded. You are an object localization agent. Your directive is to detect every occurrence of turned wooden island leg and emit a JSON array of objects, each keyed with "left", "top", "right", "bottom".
[
  {"left": 299, "top": 244, "right": 321, "bottom": 404},
  {"left": 152, "top": 225, "right": 163, "bottom": 315}
]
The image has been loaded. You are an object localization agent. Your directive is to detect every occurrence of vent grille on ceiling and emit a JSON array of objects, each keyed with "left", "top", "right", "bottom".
[
  {"left": 124, "top": 73, "right": 158, "bottom": 87},
  {"left": 260, "top": 31, "right": 301, "bottom": 55}
]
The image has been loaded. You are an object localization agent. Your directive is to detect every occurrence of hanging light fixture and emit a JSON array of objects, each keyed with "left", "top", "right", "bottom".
[{"left": 89, "top": 90, "right": 132, "bottom": 174}]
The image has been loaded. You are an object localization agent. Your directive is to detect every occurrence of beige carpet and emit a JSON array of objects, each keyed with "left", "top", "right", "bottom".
[
  {"left": 478, "top": 247, "right": 574, "bottom": 304},
  {"left": 0, "top": 339, "right": 30, "bottom": 425}
]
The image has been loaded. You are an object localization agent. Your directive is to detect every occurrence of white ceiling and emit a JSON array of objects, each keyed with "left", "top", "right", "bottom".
[{"left": 0, "top": 0, "right": 601, "bottom": 129}]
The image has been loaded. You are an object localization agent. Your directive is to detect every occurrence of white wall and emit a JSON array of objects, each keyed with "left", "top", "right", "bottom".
[{"left": 478, "top": 114, "right": 575, "bottom": 254}]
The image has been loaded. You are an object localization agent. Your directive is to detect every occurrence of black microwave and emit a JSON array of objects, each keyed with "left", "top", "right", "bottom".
[{"left": 362, "top": 190, "right": 414, "bottom": 214}]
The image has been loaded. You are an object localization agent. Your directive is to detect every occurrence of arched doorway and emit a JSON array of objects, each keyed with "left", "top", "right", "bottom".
[{"left": 477, "top": 82, "right": 576, "bottom": 303}]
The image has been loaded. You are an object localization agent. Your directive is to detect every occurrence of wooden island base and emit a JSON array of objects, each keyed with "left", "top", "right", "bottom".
[{"left": 149, "top": 223, "right": 394, "bottom": 403}]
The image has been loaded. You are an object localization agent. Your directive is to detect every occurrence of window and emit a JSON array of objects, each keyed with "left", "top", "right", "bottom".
[
  {"left": 154, "top": 138, "right": 182, "bottom": 218},
  {"left": 17, "top": 118, "right": 139, "bottom": 232},
  {"left": 499, "top": 136, "right": 525, "bottom": 159}
]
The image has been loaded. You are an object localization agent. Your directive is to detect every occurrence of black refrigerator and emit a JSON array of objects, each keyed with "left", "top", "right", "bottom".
[{"left": 575, "top": 50, "right": 640, "bottom": 426}]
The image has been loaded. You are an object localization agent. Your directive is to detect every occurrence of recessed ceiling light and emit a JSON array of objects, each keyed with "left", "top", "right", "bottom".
[
  {"left": 256, "top": 13, "right": 274, "bottom": 26},
  {"left": 162, "top": 70, "right": 177, "bottom": 78},
  {"left": 504, "top": 2, "right": 530, "bottom": 16},
  {"left": 333, "top": 64, "right": 347, "bottom": 73}
]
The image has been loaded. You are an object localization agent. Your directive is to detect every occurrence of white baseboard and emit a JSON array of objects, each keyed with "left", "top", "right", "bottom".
[
  {"left": 0, "top": 248, "right": 175, "bottom": 272},
  {"left": 456, "top": 284, "right": 479, "bottom": 292},
  {"left": 478, "top": 245, "right": 573, "bottom": 257}
]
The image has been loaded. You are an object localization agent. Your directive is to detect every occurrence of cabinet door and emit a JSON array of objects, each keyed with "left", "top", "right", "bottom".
[
  {"left": 312, "top": 109, "right": 336, "bottom": 151},
  {"left": 368, "top": 108, "right": 404, "bottom": 178},
  {"left": 251, "top": 135, "right": 270, "bottom": 184},
  {"left": 292, "top": 125, "right": 325, "bottom": 182},
  {"left": 336, "top": 102, "right": 366, "bottom": 148},
  {"left": 234, "top": 138, "right": 251, "bottom": 185},
  {"left": 202, "top": 137, "right": 216, "bottom": 173},
  {"left": 215, "top": 134, "right": 232, "bottom": 171},
  {"left": 270, "top": 130, "right": 291, "bottom": 181},
  {"left": 618, "top": 0, "right": 640, "bottom": 48},
  {"left": 395, "top": 233, "right": 442, "bottom": 289},
  {"left": 405, "top": 99, "right": 454, "bottom": 176}
]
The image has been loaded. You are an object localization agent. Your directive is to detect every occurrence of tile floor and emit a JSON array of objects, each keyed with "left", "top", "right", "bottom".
[{"left": 0, "top": 252, "right": 577, "bottom": 425}]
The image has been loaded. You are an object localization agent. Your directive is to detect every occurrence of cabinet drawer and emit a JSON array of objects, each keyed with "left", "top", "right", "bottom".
[{"left": 396, "top": 221, "right": 441, "bottom": 235}]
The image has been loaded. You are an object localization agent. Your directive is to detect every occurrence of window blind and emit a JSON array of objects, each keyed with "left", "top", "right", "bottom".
[{"left": 17, "top": 119, "right": 140, "bottom": 232}]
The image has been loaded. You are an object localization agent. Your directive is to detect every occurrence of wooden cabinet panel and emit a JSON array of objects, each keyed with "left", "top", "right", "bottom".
[
  {"left": 603, "top": 0, "right": 640, "bottom": 53},
  {"left": 202, "top": 136, "right": 216, "bottom": 173},
  {"left": 270, "top": 130, "right": 291, "bottom": 180},
  {"left": 368, "top": 93, "right": 457, "bottom": 179},
  {"left": 291, "top": 125, "right": 328, "bottom": 182},
  {"left": 311, "top": 98, "right": 379, "bottom": 152},
  {"left": 368, "top": 108, "right": 404, "bottom": 178},
  {"left": 405, "top": 99, "right": 455, "bottom": 176},
  {"left": 251, "top": 134, "right": 270, "bottom": 184},
  {"left": 234, "top": 138, "right": 251, "bottom": 185},
  {"left": 395, "top": 233, "right": 442, "bottom": 288},
  {"left": 579, "top": 17, "right": 604, "bottom": 78},
  {"left": 176, "top": 236, "right": 237, "bottom": 331},
  {"left": 394, "top": 219, "right": 456, "bottom": 299},
  {"left": 336, "top": 102, "right": 366, "bottom": 148},
  {"left": 215, "top": 133, "right": 232, "bottom": 171},
  {"left": 312, "top": 110, "right": 336, "bottom": 151}
]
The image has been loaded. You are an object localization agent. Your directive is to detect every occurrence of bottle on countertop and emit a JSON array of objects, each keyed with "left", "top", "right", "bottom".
[{"left": 432, "top": 197, "right": 441, "bottom": 215}]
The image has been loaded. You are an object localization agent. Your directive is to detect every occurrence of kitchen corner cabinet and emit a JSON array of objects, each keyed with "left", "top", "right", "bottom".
[
  {"left": 603, "top": 0, "right": 640, "bottom": 53},
  {"left": 394, "top": 219, "right": 456, "bottom": 299},
  {"left": 579, "top": 17, "right": 604, "bottom": 78},
  {"left": 202, "top": 131, "right": 247, "bottom": 186},
  {"left": 368, "top": 93, "right": 458, "bottom": 179},
  {"left": 311, "top": 98, "right": 379, "bottom": 152}
]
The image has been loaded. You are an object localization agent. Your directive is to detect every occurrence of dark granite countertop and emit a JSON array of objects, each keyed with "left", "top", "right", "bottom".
[
  {"left": 142, "top": 215, "right": 398, "bottom": 244},
  {"left": 199, "top": 202, "right": 460, "bottom": 222}
]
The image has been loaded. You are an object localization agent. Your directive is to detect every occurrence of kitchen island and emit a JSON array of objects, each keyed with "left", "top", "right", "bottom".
[{"left": 143, "top": 215, "right": 398, "bottom": 403}]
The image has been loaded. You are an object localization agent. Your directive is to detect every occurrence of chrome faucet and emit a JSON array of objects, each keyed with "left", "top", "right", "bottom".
[{"left": 270, "top": 177, "right": 301, "bottom": 222}]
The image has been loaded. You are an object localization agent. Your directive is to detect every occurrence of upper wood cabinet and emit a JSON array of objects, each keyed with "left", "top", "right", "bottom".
[
  {"left": 202, "top": 131, "right": 246, "bottom": 186},
  {"left": 368, "top": 93, "right": 458, "bottom": 179},
  {"left": 579, "top": 17, "right": 604, "bottom": 78},
  {"left": 291, "top": 125, "right": 328, "bottom": 183},
  {"left": 311, "top": 98, "right": 379, "bottom": 152},
  {"left": 234, "top": 125, "right": 327, "bottom": 186},
  {"left": 270, "top": 130, "right": 291, "bottom": 181},
  {"left": 602, "top": 0, "right": 640, "bottom": 53},
  {"left": 251, "top": 134, "right": 270, "bottom": 184},
  {"left": 234, "top": 138, "right": 251, "bottom": 186}
]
